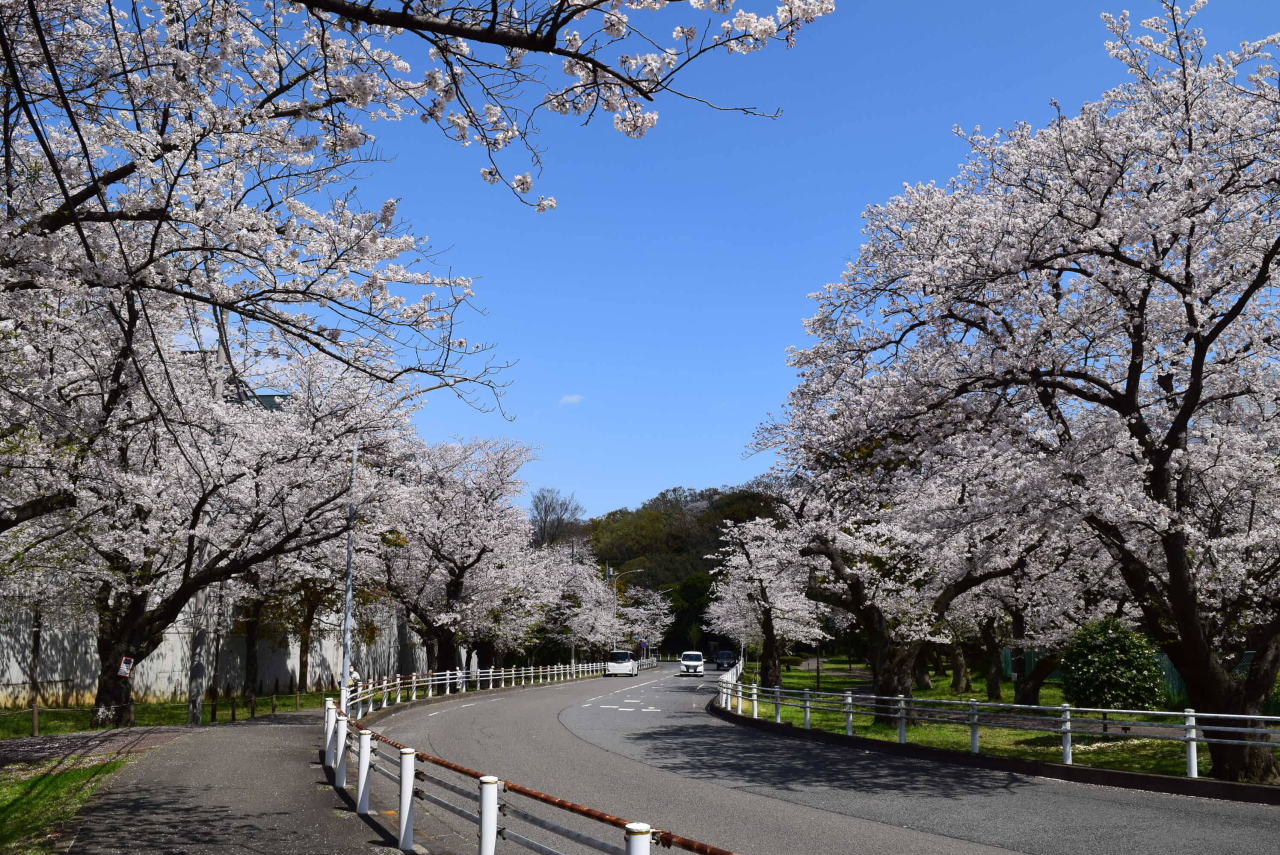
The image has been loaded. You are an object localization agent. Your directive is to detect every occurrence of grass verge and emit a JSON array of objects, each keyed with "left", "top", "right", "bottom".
[
  {"left": 739, "top": 662, "right": 1279, "bottom": 778},
  {"left": 0, "top": 758, "right": 125, "bottom": 853},
  {"left": 0, "top": 691, "right": 332, "bottom": 740}
]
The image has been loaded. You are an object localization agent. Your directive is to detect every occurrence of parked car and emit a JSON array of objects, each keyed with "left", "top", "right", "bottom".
[
  {"left": 605, "top": 650, "right": 638, "bottom": 677},
  {"left": 679, "top": 651, "right": 705, "bottom": 676},
  {"left": 714, "top": 650, "right": 737, "bottom": 671}
]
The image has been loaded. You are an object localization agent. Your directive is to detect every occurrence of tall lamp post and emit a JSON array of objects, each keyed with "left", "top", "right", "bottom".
[
  {"left": 340, "top": 437, "right": 360, "bottom": 712},
  {"left": 606, "top": 567, "right": 643, "bottom": 650}
]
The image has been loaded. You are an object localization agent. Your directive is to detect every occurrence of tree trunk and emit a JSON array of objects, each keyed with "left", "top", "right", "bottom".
[
  {"left": 950, "top": 644, "right": 971, "bottom": 693},
  {"left": 243, "top": 600, "right": 261, "bottom": 708},
  {"left": 476, "top": 639, "right": 496, "bottom": 671},
  {"left": 396, "top": 608, "right": 417, "bottom": 675},
  {"left": 758, "top": 607, "right": 782, "bottom": 688},
  {"left": 914, "top": 658, "right": 934, "bottom": 691},
  {"left": 985, "top": 651, "right": 1003, "bottom": 701},
  {"left": 868, "top": 634, "right": 922, "bottom": 725},
  {"left": 1177, "top": 656, "right": 1280, "bottom": 783},
  {"left": 90, "top": 588, "right": 153, "bottom": 728},
  {"left": 1013, "top": 653, "right": 1059, "bottom": 706},
  {"left": 90, "top": 659, "right": 135, "bottom": 728},
  {"left": 30, "top": 606, "right": 42, "bottom": 735},
  {"left": 298, "top": 600, "right": 318, "bottom": 695}
]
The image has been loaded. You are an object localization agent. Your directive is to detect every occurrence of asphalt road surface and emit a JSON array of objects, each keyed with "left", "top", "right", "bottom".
[{"left": 372, "top": 664, "right": 1278, "bottom": 855}]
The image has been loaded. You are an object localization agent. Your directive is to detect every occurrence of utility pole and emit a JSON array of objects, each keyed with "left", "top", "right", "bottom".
[
  {"left": 340, "top": 437, "right": 360, "bottom": 712},
  {"left": 186, "top": 336, "right": 229, "bottom": 726},
  {"left": 607, "top": 567, "right": 642, "bottom": 650}
]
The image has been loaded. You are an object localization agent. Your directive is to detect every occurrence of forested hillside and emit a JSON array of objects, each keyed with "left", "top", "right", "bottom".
[{"left": 586, "top": 486, "right": 775, "bottom": 652}]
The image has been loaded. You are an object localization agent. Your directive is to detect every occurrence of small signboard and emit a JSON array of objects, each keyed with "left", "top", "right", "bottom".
[{"left": 117, "top": 656, "right": 135, "bottom": 678}]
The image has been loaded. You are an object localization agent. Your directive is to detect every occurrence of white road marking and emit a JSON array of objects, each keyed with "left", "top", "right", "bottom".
[
  {"left": 642, "top": 708, "right": 660, "bottom": 712},
  {"left": 428, "top": 711, "right": 440, "bottom": 716},
  {"left": 600, "top": 705, "right": 618, "bottom": 709},
  {"left": 582, "top": 704, "right": 593, "bottom": 707},
  {"left": 460, "top": 703, "right": 476, "bottom": 708},
  {"left": 618, "top": 708, "right": 635, "bottom": 711}
]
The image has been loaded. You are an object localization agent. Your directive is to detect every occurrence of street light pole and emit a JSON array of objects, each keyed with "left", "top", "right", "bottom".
[
  {"left": 340, "top": 436, "right": 360, "bottom": 712},
  {"left": 607, "top": 568, "right": 643, "bottom": 650}
]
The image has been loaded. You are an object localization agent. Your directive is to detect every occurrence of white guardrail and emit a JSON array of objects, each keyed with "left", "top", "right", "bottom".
[
  {"left": 715, "top": 676, "right": 1280, "bottom": 778},
  {"left": 321, "top": 657, "right": 735, "bottom": 855}
]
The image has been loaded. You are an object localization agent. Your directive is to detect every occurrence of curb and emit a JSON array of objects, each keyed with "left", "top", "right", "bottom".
[{"left": 705, "top": 698, "right": 1280, "bottom": 806}]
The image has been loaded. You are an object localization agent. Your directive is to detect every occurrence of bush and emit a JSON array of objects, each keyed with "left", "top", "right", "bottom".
[
  {"left": 1061, "top": 619, "right": 1163, "bottom": 710},
  {"left": 779, "top": 656, "right": 804, "bottom": 671}
]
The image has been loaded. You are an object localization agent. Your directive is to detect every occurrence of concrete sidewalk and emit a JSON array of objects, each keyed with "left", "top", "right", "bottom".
[{"left": 70, "top": 710, "right": 403, "bottom": 854}]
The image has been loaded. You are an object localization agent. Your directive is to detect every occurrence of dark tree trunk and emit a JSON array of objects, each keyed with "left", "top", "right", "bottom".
[
  {"left": 243, "top": 600, "right": 262, "bottom": 708},
  {"left": 931, "top": 645, "right": 949, "bottom": 677},
  {"left": 1177, "top": 653, "right": 1280, "bottom": 783},
  {"left": 298, "top": 600, "right": 318, "bottom": 696},
  {"left": 1013, "top": 653, "right": 1059, "bottom": 706},
  {"left": 396, "top": 608, "right": 417, "bottom": 675},
  {"left": 758, "top": 607, "right": 782, "bottom": 688},
  {"left": 950, "top": 644, "right": 971, "bottom": 693},
  {"left": 90, "top": 587, "right": 156, "bottom": 728},
  {"left": 914, "top": 658, "right": 934, "bottom": 691},
  {"left": 869, "top": 633, "right": 923, "bottom": 725},
  {"left": 476, "top": 639, "right": 496, "bottom": 671},
  {"left": 91, "top": 660, "right": 135, "bottom": 728}
]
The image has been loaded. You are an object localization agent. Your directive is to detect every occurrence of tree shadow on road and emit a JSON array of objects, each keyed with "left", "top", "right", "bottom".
[{"left": 628, "top": 683, "right": 1030, "bottom": 800}]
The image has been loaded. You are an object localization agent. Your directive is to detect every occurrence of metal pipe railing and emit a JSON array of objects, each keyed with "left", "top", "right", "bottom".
[{"left": 715, "top": 678, "right": 1280, "bottom": 777}]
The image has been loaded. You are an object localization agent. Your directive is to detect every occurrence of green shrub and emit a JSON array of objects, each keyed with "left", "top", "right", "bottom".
[
  {"left": 1061, "top": 619, "right": 1163, "bottom": 710},
  {"left": 779, "top": 656, "right": 804, "bottom": 671}
]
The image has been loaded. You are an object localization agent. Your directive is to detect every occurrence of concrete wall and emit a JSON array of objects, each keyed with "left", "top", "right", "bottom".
[{"left": 0, "top": 605, "right": 430, "bottom": 708}]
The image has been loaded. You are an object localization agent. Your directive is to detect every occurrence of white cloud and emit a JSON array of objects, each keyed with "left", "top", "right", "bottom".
[{"left": 559, "top": 394, "right": 584, "bottom": 405}]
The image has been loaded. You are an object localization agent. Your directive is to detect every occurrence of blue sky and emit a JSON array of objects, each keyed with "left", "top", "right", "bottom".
[{"left": 358, "top": 0, "right": 1277, "bottom": 517}]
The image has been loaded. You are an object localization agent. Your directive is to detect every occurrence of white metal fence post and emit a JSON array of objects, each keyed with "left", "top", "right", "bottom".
[
  {"left": 356, "top": 730, "right": 372, "bottom": 815},
  {"left": 334, "top": 714, "right": 349, "bottom": 787},
  {"left": 803, "top": 689, "right": 811, "bottom": 730},
  {"left": 1061, "top": 705, "right": 1072, "bottom": 765},
  {"left": 625, "top": 822, "right": 652, "bottom": 855},
  {"left": 382, "top": 677, "right": 389, "bottom": 709},
  {"left": 844, "top": 691, "right": 853, "bottom": 736},
  {"left": 969, "top": 699, "right": 979, "bottom": 754},
  {"left": 774, "top": 686, "right": 782, "bottom": 723},
  {"left": 396, "top": 676, "right": 402, "bottom": 705},
  {"left": 478, "top": 775, "right": 499, "bottom": 855},
  {"left": 751, "top": 684, "right": 758, "bottom": 719},
  {"left": 736, "top": 683, "right": 744, "bottom": 715},
  {"left": 897, "top": 695, "right": 907, "bottom": 744},
  {"left": 398, "top": 748, "right": 415, "bottom": 851},
  {"left": 411, "top": 674, "right": 418, "bottom": 702},
  {"left": 1185, "top": 709, "right": 1198, "bottom": 778},
  {"left": 323, "top": 699, "right": 336, "bottom": 769}
]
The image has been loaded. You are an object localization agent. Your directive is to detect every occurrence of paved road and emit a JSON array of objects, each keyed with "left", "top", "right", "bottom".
[{"left": 373, "top": 663, "right": 1279, "bottom": 855}]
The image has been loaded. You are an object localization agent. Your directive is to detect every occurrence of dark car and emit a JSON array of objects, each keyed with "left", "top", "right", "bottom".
[{"left": 715, "top": 650, "right": 738, "bottom": 670}]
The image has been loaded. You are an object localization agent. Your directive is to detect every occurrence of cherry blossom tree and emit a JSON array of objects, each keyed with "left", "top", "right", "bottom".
[
  {"left": 705, "top": 517, "right": 825, "bottom": 687},
  {"left": 2, "top": 339, "right": 412, "bottom": 725},
  {"left": 374, "top": 436, "right": 536, "bottom": 668},
  {"left": 773, "top": 1, "right": 1280, "bottom": 780}
]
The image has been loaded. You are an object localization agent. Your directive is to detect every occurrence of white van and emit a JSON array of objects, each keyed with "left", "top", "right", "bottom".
[
  {"left": 679, "top": 651, "right": 704, "bottom": 676},
  {"left": 605, "top": 650, "right": 638, "bottom": 677}
]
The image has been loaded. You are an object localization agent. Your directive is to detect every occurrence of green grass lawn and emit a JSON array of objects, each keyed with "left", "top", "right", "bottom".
[
  {"left": 0, "top": 691, "right": 334, "bottom": 741},
  {"left": 0, "top": 759, "right": 125, "bottom": 853},
  {"left": 735, "top": 661, "right": 1280, "bottom": 778}
]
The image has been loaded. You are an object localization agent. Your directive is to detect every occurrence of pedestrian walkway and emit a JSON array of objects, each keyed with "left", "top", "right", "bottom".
[
  {"left": 0, "top": 725, "right": 191, "bottom": 767},
  {"left": 71, "top": 710, "right": 401, "bottom": 854}
]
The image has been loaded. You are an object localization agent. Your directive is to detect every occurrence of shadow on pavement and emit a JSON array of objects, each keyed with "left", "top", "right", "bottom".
[{"left": 625, "top": 683, "right": 1029, "bottom": 800}]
